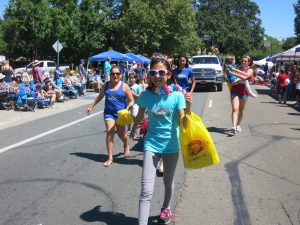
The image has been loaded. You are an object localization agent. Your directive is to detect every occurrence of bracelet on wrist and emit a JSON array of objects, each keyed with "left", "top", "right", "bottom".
[{"left": 185, "top": 109, "right": 191, "bottom": 115}]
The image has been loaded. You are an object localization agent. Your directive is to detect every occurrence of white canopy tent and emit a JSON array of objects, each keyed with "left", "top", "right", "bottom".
[
  {"left": 253, "top": 57, "right": 273, "bottom": 69},
  {"left": 271, "top": 44, "right": 300, "bottom": 62}
]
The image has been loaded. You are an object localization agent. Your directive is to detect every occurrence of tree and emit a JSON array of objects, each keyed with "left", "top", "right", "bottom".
[
  {"left": 294, "top": 0, "right": 300, "bottom": 43},
  {"left": 48, "top": 0, "right": 82, "bottom": 62},
  {"left": 77, "top": 0, "right": 109, "bottom": 59},
  {"left": 0, "top": 20, "right": 7, "bottom": 53},
  {"left": 2, "top": 0, "right": 53, "bottom": 59},
  {"left": 194, "top": 0, "right": 264, "bottom": 57},
  {"left": 160, "top": 0, "right": 201, "bottom": 56},
  {"left": 282, "top": 37, "right": 297, "bottom": 50},
  {"left": 1, "top": 0, "right": 110, "bottom": 63},
  {"left": 115, "top": 0, "right": 200, "bottom": 56}
]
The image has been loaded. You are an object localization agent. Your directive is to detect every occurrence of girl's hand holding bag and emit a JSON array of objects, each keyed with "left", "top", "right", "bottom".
[{"left": 180, "top": 112, "right": 220, "bottom": 169}]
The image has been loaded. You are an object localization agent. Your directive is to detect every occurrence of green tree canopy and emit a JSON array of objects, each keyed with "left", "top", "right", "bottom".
[
  {"left": 294, "top": 0, "right": 300, "bottom": 43},
  {"left": 2, "top": 0, "right": 53, "bottom": 59},
  {"left": 112, "top": 0, "right": 200, "bottom": 56},
  {"left": 0, "top": 0, "right": 283, "bottom": 62},
  {"left": 194, "top": 0, "right": 264, "bottom": 57}
]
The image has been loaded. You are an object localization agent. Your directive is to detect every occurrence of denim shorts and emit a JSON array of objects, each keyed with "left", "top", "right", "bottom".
[{"left": 230, "top": 91, "right": 248, "bottom": 100}]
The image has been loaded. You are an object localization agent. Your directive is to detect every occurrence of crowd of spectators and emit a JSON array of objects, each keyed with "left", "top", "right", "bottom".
[
  {"left": 253, "top": 62, "right": 300, "bottom": 106},
  {"left": 0, "top": 60, "right": 87, "bottom": 111}
]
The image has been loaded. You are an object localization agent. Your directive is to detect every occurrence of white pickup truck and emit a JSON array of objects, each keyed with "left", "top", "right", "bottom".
[
  {"left": 15, "top": 60, "right": 69, "bottom": 74},
  {"left": 190, "top": 55, "right": 224, "bottom": 91}
]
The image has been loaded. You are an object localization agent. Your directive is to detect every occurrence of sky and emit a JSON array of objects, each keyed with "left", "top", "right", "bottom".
[{"left": 0, "top": 0, "right": 298, "bottom": 40}]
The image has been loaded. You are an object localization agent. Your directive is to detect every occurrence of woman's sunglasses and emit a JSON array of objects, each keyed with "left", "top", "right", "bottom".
[
  {"left": 111, "top": 72, "right": 121, "bottom": 76},
  {"left": 149, "top": 69, "right": 168, "bottom": 77}
]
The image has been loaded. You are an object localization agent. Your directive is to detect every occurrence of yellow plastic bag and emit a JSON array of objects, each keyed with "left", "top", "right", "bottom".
[
  {"left": 116, "top": 109, "right": 133, "bottom": 126},
  {"left": 180, "top": 112, "right": 220, "bottom": 169}
]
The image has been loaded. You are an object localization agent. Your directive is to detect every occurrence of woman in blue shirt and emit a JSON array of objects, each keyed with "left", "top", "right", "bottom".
[
  {"left": 173, "top": 54, "right": 195, "bottom": 92},
  {"left": 87, "top": 66, "right": 134, "bottom": 167}
]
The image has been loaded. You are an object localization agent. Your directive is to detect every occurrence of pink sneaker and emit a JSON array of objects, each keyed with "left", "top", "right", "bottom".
[{"left": 158, "top": 208, "right": 171, "bottom": 224}]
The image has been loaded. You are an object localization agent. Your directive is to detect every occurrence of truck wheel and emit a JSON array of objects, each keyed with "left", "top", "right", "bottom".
[
  {"left": 212, "top": 85, "right": 218, "bottom": 92},
  {"left": 217, "top": 84, "right": 223, "bottom": 92}
]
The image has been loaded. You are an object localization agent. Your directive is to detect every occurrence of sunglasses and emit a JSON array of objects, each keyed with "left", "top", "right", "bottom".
[
  {"left": 111, "top": 72, "right": 121, "bottom": 76},
  {"left": 149, "top": 69, "right": 168, "bottom": 77}
]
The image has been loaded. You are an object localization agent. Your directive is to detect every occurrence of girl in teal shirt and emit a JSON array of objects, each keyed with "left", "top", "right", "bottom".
[{"left": 130, "top": 57, "right": 192, "bottom": 225}]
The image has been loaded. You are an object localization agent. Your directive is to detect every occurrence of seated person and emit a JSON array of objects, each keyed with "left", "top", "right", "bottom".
[
  {"left": 43, "top": 74, "right": 64, "bottom": 102},
  {"left": 89, "top": 68, "right": 102, "bottom": 92},
  {"left": 63, "top": 72, "right": 74, "bottom": 88},
  {"left": 9, "top": 76, "right": 21, "bottom": 95},
  {"left": 0, "top": 74, "right": 18, "bottom": 109},
  {"left": 34, "top": 83, "right": 51, "bottom": 108},
  {"left": 69, "top": 70, "right": 84, "bottom": 96},
  {"left": 42, "top": 71, "right": 51, "bottom": 84},
  {"left": 0, "top": 73, "right": 9, "bottom": 93},
  {"left": 43, "top": 80, "right": 57, "bottom": 105}
]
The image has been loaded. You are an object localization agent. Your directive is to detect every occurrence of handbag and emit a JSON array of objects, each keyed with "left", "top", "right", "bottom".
[{"left": 180, "top": 112, "right": 220, "bottom": 169}]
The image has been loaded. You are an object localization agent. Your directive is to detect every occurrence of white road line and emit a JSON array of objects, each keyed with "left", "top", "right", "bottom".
[
  {"left": 0, "top": 111, "right": 103, "bottom": 154},
  {"left": 208, "top": 100, "right": 213, "bottom": 108}
]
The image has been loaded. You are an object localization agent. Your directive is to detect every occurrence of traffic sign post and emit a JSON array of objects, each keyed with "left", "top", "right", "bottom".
[{"left": 52, "top": 39, "right": 63, "bottom": 66}]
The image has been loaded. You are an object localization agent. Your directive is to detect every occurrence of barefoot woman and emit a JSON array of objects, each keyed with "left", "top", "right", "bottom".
[{"left": 87, "top": 65, "right": 134, "bottom": 167}]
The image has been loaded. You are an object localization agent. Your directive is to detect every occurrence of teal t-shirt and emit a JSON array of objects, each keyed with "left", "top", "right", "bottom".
[
  {"left": 129, "top": 83, "right": 142, "bottom": 103},
  {"left": 137, "top": 90, "right": 186, "bottom": 153},
  {"left": 104, "top": 61, "right": 111, "bottom": 75},
  {"left": 226, "top": 64, "right": 238, "bottom": 83}
]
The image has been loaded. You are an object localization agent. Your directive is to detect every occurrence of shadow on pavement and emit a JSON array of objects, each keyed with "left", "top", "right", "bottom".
[
  {"left": 225, "top": 161, "right": 251, "bottom": 225},
  {"left": 80, "top": 205, "right": 158, "bottom": 225},
  {"left": 70, "top": 152, "right": 143, "bottom": 167},
  {"left": 206, "top": 126, "right": 235, "bottom": 137},
  {"left": 130, "top": 136, "right": 145, "bottom": 152},
  {"left": 70, "top": 136, "right": 146, "bottom": 167},
  {"left": 288, "top": 112, "right": 300, "bottom": 116},
  {"left": 255, "top": 88, "right": 271, "bottom": 96}
]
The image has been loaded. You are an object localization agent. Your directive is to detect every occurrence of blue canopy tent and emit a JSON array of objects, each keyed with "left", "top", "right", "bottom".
[
  {"left": 88, "top": 50, "right": 132, "bottom": 62},
  {"left": 137, "top": 54, "right": 150, "bottom": 64},
  {"left": 126, "top": 53, "right": 144, "bottom": 63}
]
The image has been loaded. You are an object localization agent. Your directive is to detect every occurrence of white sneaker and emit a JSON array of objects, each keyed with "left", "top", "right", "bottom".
[
  {"left": 231, "top": 127, "right": 237, "bottom": 134},
  {"left": 236, "top": 125, "right": 242, "bottom": 133}
]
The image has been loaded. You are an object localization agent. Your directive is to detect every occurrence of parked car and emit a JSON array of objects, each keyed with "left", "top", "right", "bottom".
[
  {"left": 190, "top": 55, "right": 224, "bottom": 91},
  {"left": 15, "top": 60, "right": 69, "bottom": 74}
]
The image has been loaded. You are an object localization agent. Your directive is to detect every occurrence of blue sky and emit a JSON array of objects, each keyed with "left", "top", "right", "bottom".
[{"left": 0, "top": 0, "right": 297, "bottom": 39}]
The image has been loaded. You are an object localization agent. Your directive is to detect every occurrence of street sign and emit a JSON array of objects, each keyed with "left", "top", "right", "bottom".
[{"left": 52, "top": 39, "right": 63, "bottom": 53}]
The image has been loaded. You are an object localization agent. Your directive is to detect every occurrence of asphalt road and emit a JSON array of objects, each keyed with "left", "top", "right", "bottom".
[
  {"left": 1, "top": 85, "right": 299, "bottom": 225},
  {"left": 0, "top": 91, "right": 208, "bottom": 225},
  {"left": 175, "top": 85, "right": 300, "bottom": 225}
]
